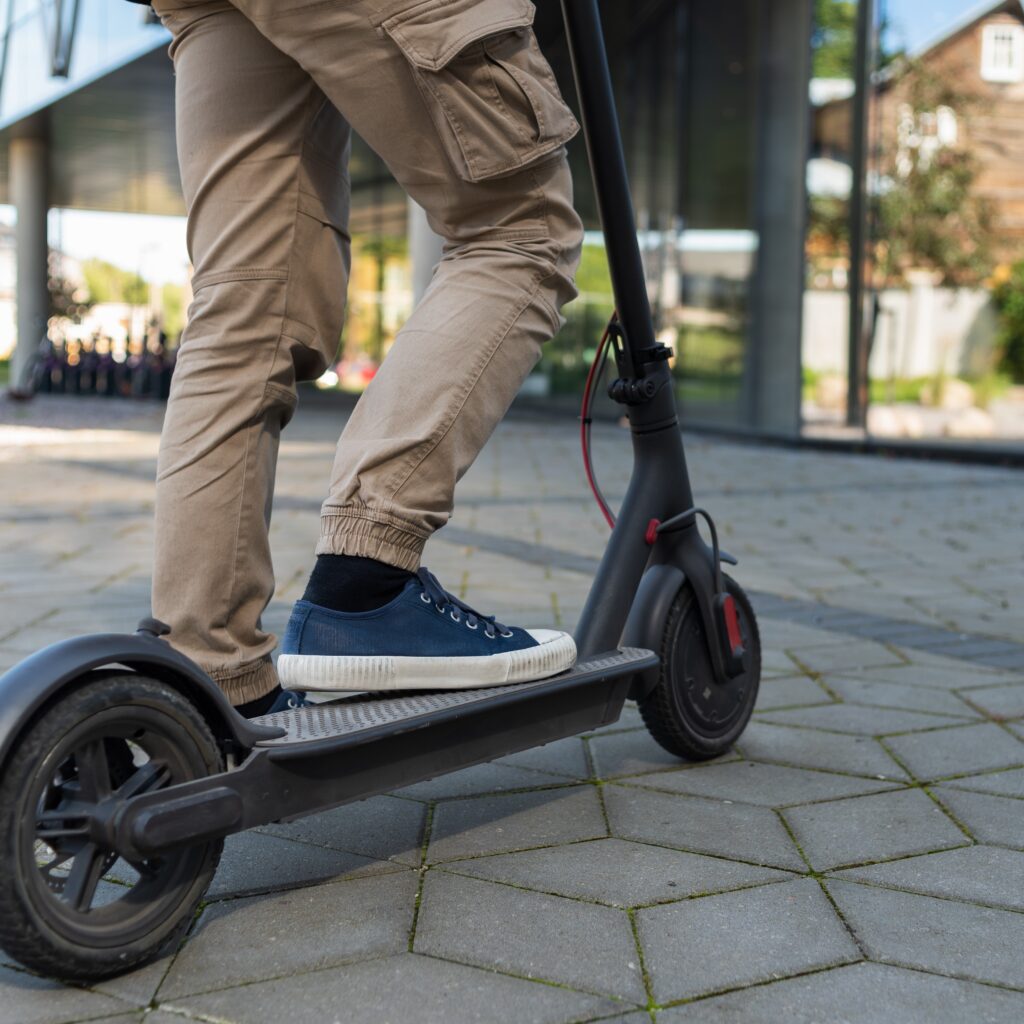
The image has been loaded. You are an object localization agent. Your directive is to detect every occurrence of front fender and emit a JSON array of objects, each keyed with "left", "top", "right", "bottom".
[
  {"left": 0, "top": 633, "right": 284, "bottom": 772},
  {"left": 622, "top": 564, "right": 684, "bottom": 700}
]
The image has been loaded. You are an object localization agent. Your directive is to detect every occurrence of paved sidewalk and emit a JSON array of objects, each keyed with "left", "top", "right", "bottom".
[{"left": 2, "top": 393, "right": 1024, "bottom": 1024}]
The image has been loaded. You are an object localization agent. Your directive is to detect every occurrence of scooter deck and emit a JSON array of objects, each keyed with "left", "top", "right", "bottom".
[
  {"left": 252, "top": 647, "right": 656, "bottom": 755},
  {"left": 122, "top": 648, "right": 659, "bottom": 855}
]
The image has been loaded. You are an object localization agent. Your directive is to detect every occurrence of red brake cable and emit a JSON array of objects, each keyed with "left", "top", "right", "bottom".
[{"left": 580, "top": 313, "right": 618, "bottom": 529}]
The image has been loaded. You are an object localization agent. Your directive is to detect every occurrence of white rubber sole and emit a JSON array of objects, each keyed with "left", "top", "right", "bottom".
[{"left": 278, "top": 632, "right": 577, "bottom": 692}]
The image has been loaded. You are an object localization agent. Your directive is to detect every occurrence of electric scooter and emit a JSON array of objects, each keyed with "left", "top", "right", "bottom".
[{"left": 0, "top": 0, "right": 761, "bottom": 982}]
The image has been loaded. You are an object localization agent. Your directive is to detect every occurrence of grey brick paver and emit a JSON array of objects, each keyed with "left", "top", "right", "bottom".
[
  {"left": 637, "top": 878, "right": 859, "bottom": 1003},
  {"left": 427, "top": 786, "right": 606, "bottom": 862},
  {"left": 495, "top": 736, "right": 591, "bottom": 778},
  {"left": 617, "top": 760, "right": 899, "bottom": 807},
  {"left": 441, "top": 837, "right": 792, "bottom": 907},
  {"left": 828, "top": 879, "right": 1024, "bottom": 989},
  {"left": 658, "top": 962, "right": 1024, "bottom": 1022},
  {"left": 823, "top": 675, "right": 982, "bottom": 716},
  {"left": 756, "top": 703, "right": 973, "bottom": 736},
  {"left": 932, "top": 787, "right": 1024, "bottom": 847},
  {"left": 414, "top": 871, "right": 646, "bottom": 1002},
  {"left": 0, "top": 964, "right": 135, "bottom": 1024},
  {"left": 942, "top": 766, "right": 1024, "bottom": 797},
  {"left": 959, "top": 682, "right": 1024, "bottom": 720},
  {"left": 603, "top": 784, "right": 806, "bottom": 870},
  {"left": 750, "top": 673, "right": 835, "bottom": 710},
  {"left": 884, "top": 722, "right": 1024, "bottom": 780},
  {"left": 586, "top": 727, "right": 723, "bottom": 779},
  {"left": 395, "top": 761, "right": 568, "bottom": 801},
  {"left": 736, "top": 721, "right": 909, "bottom": 780},
  {"left": 257, "top": 794, "right": 427, "bottom": 865},
  {"left": 832, "top": 845, "right": 1024, "bottom": 911},
  {"left": 170, "top": 952, "right": 622, "bottom": 1024},
  {"left": 161, "top": 871, "right": 419, "bottom": 998},
  {"left": 783, "top": 788, "right": 968, "bottom": 870}
]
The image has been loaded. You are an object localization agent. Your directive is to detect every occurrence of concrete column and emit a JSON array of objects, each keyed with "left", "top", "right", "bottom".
[
  {"left": 744, "top": 0, "right": 813, "bottom": 438},
  {"left": 10, "top": 135, "right": 50, "bottom": 394},
  {"left": 407, "top": 196, "right": 444, "bottom": 306}
]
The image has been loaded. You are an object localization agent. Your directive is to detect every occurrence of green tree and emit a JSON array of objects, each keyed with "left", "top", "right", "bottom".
[
  {"left": 812, "top": 0, "right": 857, "bottom": 78},
  {"left": 161, "top": 283, "right": 186, "bottom": 341},
  {"left": 81, "top": 258, "right": 149, "bottom": 305},
  {"left": 874, "top": 63, "right": 994, "bottom": 287}
]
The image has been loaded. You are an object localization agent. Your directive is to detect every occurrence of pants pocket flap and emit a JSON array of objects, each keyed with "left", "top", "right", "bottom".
[{"left": 383, "top": 0, "right": 535, "bottom": 71}]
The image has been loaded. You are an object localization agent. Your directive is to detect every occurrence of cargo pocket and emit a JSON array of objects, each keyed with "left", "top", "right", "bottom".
[{"left": 381, "top": 0, "right": 580, "bottom": 183}]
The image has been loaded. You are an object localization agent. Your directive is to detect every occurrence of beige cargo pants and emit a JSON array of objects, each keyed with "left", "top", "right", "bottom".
[{"left": 148, "top": 0, "right": 584, "bottom": 703}]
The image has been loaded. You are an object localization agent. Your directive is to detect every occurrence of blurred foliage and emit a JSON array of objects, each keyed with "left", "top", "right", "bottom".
[
  {"left": 992, "top": 261, "right": 1024, "bottom": 382},
  {"left": 81, "top": 259, "right": 149, "bottom": 305},
  {"left": 812, "top": 0, "right": 857, "bottom": 78},
  {"left": 48, "top": 252, "right": 92, "bottom": 324},
  {"left": 161, "top": 283, "right": 186, "bottom": 341},
  {"left": 874, "top": 62, "right": 995, "bottom": 287}
]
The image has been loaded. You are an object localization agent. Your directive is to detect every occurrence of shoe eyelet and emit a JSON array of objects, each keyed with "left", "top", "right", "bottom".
[
  {"left": 450, "top": 610, "right": 461, "bottom": 623},
  {"left": 435, "top": 603, "right": 445, "bottom": 614},
  {"left": 466, "top": 621, "right": 478, "bottom": 630},
  {"left": 500, "top": 629, "right": 514, "bottom": 638},
  {"left": 420, "top": 593, "right": 431, "bottom": 604},
  {"left": 485, "top": 630, "right": 497, "bottom": 640}
]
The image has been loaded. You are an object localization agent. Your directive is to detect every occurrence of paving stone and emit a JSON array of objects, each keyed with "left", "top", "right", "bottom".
[
  {"left": 586, "top": 727, "right": 707, "bottom": 778},
  {"left": 832, "top": 845, "right": 1024, "bottom": 912},
  {"left": 942, "top": 766, "right": 1024, "bottom": 798},
  {"left": 258, "top": 794, "right": 427, "bottom": 865},
  {"left": 736, "top": 721, "right": 909, "bottom": 780},
  {"left": 94, "top": 953, "right": 174, "bottom": 1008},
  {"left": 959, "top": 682, "right": 1024, "bottom": 720},
  {"left": 427, "top": 785, "right": 606, "bottom": 862},
  {"left": 0, "top": 964, "right": 133, "bottom": 1024},
  {"left": 782, "top": 788, "right": 968, "bottom": 870},
  {"left": 932, "top": 787, "right": 1024, "bottom": 848},
  {"left": 394, "top": 761, "right": 567, "bottom": 801},
  {"left": 604, "top": 784, "right": 806, "bottom": 870},
  {"left": 205, "top": 830, "right": 401, "bottom": 899},
  {"left": 884, "top": 722, "right": 1024, "bottom": 780},
  {"left": 160, "top": 871, "right": 418, "bottom": 998},
  {"left": 828, "top": 878, "right": 1024, "bottom": 989},
  {"left": 618, "top": 760, "right": 899, "bottom": 808},
  {"left": 1009, "top": 721, "right": 1024, "bottom": 742},
  {"left": 750, "top": 673, "right": 835, "bottom": 710},
  {"left": 658, "top": 961, "right": 1024, "bottom": 1023},
  {"left": 170, "top": 951, "right": 622, "bottom": 1024},
  {"left": 495, "top": 736, "right": 591, "bottom": 778},
  {"left": 756, "top": 703, "right": 971, "bottom": 736},
  {"left": 860, "top": 661, "right": 1022, "bottom": 691},
  {"left": 790, "top": 640, "right": 905, "bottom": 674},
  {"left": 637, "top": 878, "right": 858, "bottom": 1003},
  {"left": 822, "top": 674, "right": 980, "bottom": 717},
  {"left": 414, "top": 871, "right": 646, "bottom": 1002},
  {"left": 442, "top": 837, "right": 791, "bottom": 908}
]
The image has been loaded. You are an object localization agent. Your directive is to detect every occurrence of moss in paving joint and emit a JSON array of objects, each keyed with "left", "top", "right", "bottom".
[
  {"left": 774, "top": 809, "right": 815, "bottom": 873},
  {"left": 625, "top": 907, "right": 656, "bottom": 1014},
  {"left": 813, "top": 875, "right": 869, "bottom": 959},
  {"left": 919, "top": 784, "right": 978, "bottom": 842},
  {"left": 827, "top": 874, "right": 1024, "bottom": 917}
]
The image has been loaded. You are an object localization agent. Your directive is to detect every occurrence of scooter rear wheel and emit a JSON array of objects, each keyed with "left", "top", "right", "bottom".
[
  {"left": 0, "top": 673, "right": 223, "bottom": 982},
  {"left": 638, "top": 574, "right": 760, "bottom": 760}
]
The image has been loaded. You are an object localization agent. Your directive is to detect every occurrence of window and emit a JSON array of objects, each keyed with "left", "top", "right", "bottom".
[{"left": 981, "top": 23, "right": 1024, "bottom": 82}]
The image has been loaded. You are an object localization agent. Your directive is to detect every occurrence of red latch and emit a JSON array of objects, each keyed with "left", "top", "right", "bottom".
[{"left": 644, "top": 519, "right": 661, "bottom": 545}]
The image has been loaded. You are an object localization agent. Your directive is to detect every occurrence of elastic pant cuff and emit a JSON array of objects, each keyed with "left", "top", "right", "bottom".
[
  {"left": 317, "top": 511, "right": 426, "bottom": 573},
  {"left": 208, "top": 654, "right": 279, "bottom": 706}
]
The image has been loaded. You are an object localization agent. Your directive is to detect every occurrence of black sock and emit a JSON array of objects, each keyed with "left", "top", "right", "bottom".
[
  {"left": 236, "top": 685, "right": 282, "bottom": 718},
  {"left": 302, "top": 554, "right": 414, "bottom": 613}
]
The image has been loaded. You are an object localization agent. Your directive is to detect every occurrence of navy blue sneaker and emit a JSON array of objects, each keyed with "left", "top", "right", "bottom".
[
  {"left": 264, "top": 689, "right": 312, "bottom": 714},
  {"left": 278, "top": 568, "right": 577, "bottom": 691}
]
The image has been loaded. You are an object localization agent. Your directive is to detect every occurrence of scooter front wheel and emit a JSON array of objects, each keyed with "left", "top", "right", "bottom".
[
  {"left": 0, "top": 674, "right": 223, "bottom": 982},
  {"left": 638, "top": 574, "right": 760, "bottom": 760}
]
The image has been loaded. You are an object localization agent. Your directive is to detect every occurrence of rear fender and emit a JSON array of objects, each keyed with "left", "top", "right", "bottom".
[{"left": 0, "top": 633, "right": 284, "bottom": 772}]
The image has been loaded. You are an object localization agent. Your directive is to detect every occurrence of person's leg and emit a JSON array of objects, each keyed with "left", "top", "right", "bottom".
[
  {"left": 149, "top": 0, "right": 351, "bottom": 705},
  {"left": 239, "top": 0, "right": 584, "bottom": 571},
  {"left": 232, "top": 0, "right": 585, "bottom": 689}
]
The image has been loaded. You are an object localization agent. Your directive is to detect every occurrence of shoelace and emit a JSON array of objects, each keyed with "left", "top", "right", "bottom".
[{"left": 416, "top": 567, "right": 513, "bottom": 639}]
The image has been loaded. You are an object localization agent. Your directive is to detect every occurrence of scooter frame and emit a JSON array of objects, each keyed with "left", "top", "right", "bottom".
[{"left": 0, "top": 0, "right": 759, "bottom": 981}]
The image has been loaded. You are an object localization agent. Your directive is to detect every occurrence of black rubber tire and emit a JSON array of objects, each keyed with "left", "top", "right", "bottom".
[
  {"left": 0, "top": 674, "right": 223, "bottom": 982},
  {"left": 638, "top": 574, "right": 761, "bottom": 760}
]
